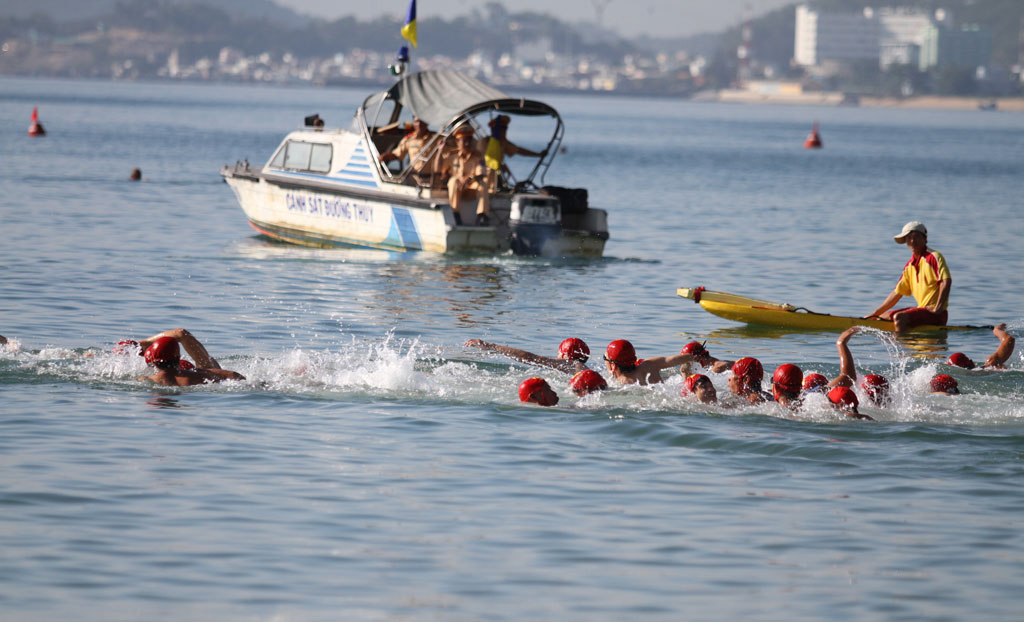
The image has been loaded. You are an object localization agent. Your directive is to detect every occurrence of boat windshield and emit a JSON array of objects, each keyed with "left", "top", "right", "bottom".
[{"left": 360, "top": 70, "right": 563, "bottom": 190}]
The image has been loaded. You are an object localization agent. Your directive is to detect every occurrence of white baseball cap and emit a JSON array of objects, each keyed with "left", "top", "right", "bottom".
[{"left": 894, "top": 221, "right": 927, "bottom": 244}]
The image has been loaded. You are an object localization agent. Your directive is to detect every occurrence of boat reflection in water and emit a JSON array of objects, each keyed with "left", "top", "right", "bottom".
[{"left": 221, "top": 70, "right": 608, "bottom": 257}]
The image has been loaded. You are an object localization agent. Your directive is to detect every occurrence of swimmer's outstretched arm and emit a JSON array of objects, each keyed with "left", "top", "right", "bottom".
[
  {"left": 984, "top": 324, "right": 1015, "bottom": 369},
  {"left": 831, "top": 327, "right": 860, "bottom": 388},
  {"left": 644, "top": 353, "right": 696, "bottom": 372},
  {"left": 464, "top": 339, "right": 574, "bottom": 374},
  {"left": 139, "top": 328, "right": 220, "bottom": 369}
]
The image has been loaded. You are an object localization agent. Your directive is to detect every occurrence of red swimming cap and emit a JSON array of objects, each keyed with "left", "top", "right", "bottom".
[
  {"left": 144, "top": 337, "right": 180, "bottom": 365},
  {"left": 930, "top": 374, "right": 959, "bottom": 394},
  {"left": 519, "top": 377, "right": 557, "bottom": 405},
  {"left": 113, "top": 339, "right": 140, "bottom": 355},
  {"left": 605, "top": 340, "right": 637, "bottom": 366},
  {"left": 569, "top": 370, "right": 608, "bottom": 396},
  {"left": 681, "top": 373, "right": 710, "bottom": 396},
  {"left": 558, "top": 338, "right": 590, "bottom": 362},
  {"left": 802, "top": 373, "right": 828, "bottom": 392},
  {"left": 827, "top": 386, "right": 859, "bottom": 411},
  {"left": 860, "top": 374, "right": 890, "bottom": 404},
  {"left": 946, "top": 352, "right": 975, "bottom": 369},
  {"left": 681, "top": 341, "right": 709, "bottom": 358},
  {"left": 178, "top": 359, "right": 195, "bottom": 371},
  {"left": 772, "top": 364, "right": 803, "bottom": 392},
  {"left": 732, "top": 357, "right": 763, "bottom": 383}
]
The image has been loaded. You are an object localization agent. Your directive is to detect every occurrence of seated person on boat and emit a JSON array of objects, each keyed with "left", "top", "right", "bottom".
[
  {"left": 378, "top": 116, "right": 440, "bottom": 186},
  {"left": 439, "top": 126, "right": 492, "bottom": 225}
]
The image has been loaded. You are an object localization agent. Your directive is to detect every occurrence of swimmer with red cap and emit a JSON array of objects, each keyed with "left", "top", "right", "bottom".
[
  {"left": 802, "top": 373, "right": 828, "bottom": 394},
  {"left": 728, "top": 357, "right": 773, "bottom": 404},
  {"left": 569, "top": 369, "right": 608, "bottom": 396},
  {"left": 678, "top": 341, "right": 734, "bottom": 377},
  {"left": 519, "top": 377, "right": 559, "bottom": 406},
  {"left": 603, "top": 339, "right": 698, "bottom": 386},
  {"left": 465, "top": 337, "right": 589, "bottom": 375},
  {"left": 828, "top": 327, "right": 891, "bottom": 407},
  {"left": 680, "top": 373, "right": 717, "bottom": 404},
  {"left": 946, "top": 324, "right": 1016, "bottom": 371},
  {"left": 137, "top": 328, "right": 244, "bottom": 386},
  {"left": 771, "top": 364, "right": 803, "bottom": 409},
  {"left": 826, "top": 386, "right": 875, "bottom": 420},
  {"left": 930, "top": 374, "right": 960, "bottom": 395}
]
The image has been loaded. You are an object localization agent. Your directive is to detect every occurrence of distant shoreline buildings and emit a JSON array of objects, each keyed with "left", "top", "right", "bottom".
[{"left": 794, "top": 4, "right": 992, "bottom": 73}]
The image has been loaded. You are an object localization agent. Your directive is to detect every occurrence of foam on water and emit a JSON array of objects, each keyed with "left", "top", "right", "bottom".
[{"left": 5, "top": 331, "right": 1022, "bottom": 425}]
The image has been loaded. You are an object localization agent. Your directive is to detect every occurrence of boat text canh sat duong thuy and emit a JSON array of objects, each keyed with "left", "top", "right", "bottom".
[{"left": 220, "top": 70, "right": 609, "bottom": 257}]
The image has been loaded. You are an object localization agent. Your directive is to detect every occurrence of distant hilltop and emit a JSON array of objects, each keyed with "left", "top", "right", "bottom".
[{"left": 0, "top": 1, "right": 1021, "bottom": 101}]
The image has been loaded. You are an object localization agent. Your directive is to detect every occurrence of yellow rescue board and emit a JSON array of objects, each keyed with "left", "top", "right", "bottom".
[{"left": 677, "top": 287, "right": 987, "bottom": 333}]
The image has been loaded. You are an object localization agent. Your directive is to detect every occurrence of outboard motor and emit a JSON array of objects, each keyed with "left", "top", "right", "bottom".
[{"left": 509, "top": 194, "right": 561, "bottom": 256}]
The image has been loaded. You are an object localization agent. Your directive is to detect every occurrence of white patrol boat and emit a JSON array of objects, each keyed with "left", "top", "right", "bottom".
[{"left": 220, "top": 70, "right": 608, "bottom": 257}]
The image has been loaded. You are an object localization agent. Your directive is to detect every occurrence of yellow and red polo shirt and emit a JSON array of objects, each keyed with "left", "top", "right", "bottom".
[{"left": 895, "top": 248, "right": 951, "bottom": 309}]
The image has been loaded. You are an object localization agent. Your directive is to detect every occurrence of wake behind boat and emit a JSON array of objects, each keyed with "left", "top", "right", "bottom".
[
  {"left": 220, "top": 70, "right": 608, "bottom": 257},
  {"left": 677, "top": 287, "right": 991, "bottom": 333}
]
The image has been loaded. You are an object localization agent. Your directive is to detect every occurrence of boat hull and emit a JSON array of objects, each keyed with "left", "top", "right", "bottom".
[{"left": 223, "top": 167, "right": 607, "bottom": 256}]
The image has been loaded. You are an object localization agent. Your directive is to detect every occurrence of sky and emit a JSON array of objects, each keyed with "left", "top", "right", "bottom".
[{"left": 275, "top": 0, "right": 796, "bottom": 39}]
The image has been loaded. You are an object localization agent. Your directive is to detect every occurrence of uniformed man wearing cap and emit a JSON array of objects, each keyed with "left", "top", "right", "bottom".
[{"left": 866, "top": 221, "right": 952, "bottom": 332}]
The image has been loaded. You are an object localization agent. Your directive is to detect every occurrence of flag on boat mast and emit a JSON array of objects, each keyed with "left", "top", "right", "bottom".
[{"left": 401, "top": 0, "right": 417, "bottom": 48}]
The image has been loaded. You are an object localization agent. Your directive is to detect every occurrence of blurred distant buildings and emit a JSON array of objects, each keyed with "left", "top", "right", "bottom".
[{"left": 794, "top": 5, "right": 992, "bottom": 72}]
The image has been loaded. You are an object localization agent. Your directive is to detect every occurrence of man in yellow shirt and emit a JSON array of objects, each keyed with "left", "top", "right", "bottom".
[{"left": 867, "top": 221, "right": 952, "bottom": 332}]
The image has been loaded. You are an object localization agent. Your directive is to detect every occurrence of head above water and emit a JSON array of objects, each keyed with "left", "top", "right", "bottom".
[
  {"left": 558, "top": 338, "right": 590, "bottom": 363},
  {"left": 827, "top": 386, "right": 860, "bottom": 414},
  {"left": 681, "top": 373, "right": 717, "bottom": 404},
  {"left": 802, "top": 373, "right": 828, "bottom": 393},
  {"left": 860, "top": 374, "right": 890, "bottom": 405},
  {"left": 144, "top": 337, "right": 180, "bottom": 370},
  {"left": 930, "top": 374, "right": 960, "bottom": 395},
  {"left": 681, "top": 341, "right": 710, "bottom": 361},
  {"left": 604, "top": 340, "right": 637, "bottom": 369},
  {"left": 569, "top": 370, "right": 608, "bottom": 396},
  {"left": 729, "top": 357, "right": 763, "bottom": 394},
  {"left": 946, "top": 352, "right": 976, "bottom": 370},
  {"left": 772, "top": 364, "right": 803, "bottom": 400},
  {"left": 519, "top": 377, "right": 558, "bottom": 406}
]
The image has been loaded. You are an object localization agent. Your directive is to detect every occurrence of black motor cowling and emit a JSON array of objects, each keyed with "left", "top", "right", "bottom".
[{"left": 509, "top": 194, "right": 562, "bottom": 256}]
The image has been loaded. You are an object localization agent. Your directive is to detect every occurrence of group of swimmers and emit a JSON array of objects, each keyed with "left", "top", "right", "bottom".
[
  {"left": 468, "top": 323, "right": 1015, "bottom": 420},
  {"left": 0, "top": 321, "right": 1013, "bottom": 407}
]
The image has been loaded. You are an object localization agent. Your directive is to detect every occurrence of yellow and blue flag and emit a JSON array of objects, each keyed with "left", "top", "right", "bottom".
[{"left": 401, "top": 0, "right": 417, "bottom": 48}]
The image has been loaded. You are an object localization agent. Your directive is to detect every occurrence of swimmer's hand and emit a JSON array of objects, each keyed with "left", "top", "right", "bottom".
[{"left": 464, "top": 339, "right": 492, "bottom": 350}]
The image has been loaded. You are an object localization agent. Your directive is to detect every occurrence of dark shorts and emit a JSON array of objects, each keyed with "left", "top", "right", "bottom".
[{"left": 891, "top": 306, "right": 948, "bottom": 328}]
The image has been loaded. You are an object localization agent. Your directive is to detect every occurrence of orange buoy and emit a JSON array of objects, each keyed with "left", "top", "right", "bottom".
[
  {"left": 803, "top": 122, "right": 821, "bottom": 149},
  {"left": 28, "top": 107, "right": 46, "bottom": 137}
]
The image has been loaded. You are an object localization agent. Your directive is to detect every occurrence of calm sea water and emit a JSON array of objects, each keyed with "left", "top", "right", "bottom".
[{"left": 2, "top": 77, "right": 1024, "bottom": 621}]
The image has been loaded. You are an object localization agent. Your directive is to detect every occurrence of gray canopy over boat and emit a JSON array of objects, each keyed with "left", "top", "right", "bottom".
[{"left": 360, "top": 70, "right": 559, "bottom": 129}]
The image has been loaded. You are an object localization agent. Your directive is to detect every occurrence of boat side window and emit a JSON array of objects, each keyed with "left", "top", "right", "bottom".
[
  {"left": 269, "top": 144, "right": 287, "bottom": 168},
  {"left": 283, "top": 141, "right": 313, "bottom": 170},
  {"left": 309, "top": 143, "right": 332, "bottom": 173},
  {"left": 272, "top": 141, "right": 333, "bottom": 173}
]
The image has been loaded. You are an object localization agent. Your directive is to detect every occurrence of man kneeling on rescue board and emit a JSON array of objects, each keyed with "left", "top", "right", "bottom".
[
  {"left": 603, "top": 339, "right": 697, "bottom": 386},
  {"left": 137, "top": 329, "right": 244, "bottom": 386},
  {"left": 465, "top": 337, "right": 589, "bottom": 375},
  {"left": 866, "top": 221, "right": 951, "bottom": 332}
]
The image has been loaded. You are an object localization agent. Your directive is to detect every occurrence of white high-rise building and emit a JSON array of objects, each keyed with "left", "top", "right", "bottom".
[
  {"left": 794, "top": 5, "right": 880, "bottom": 66},
  {"left": 794, "top": 5, "right": 952, "bottom": 68}
]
